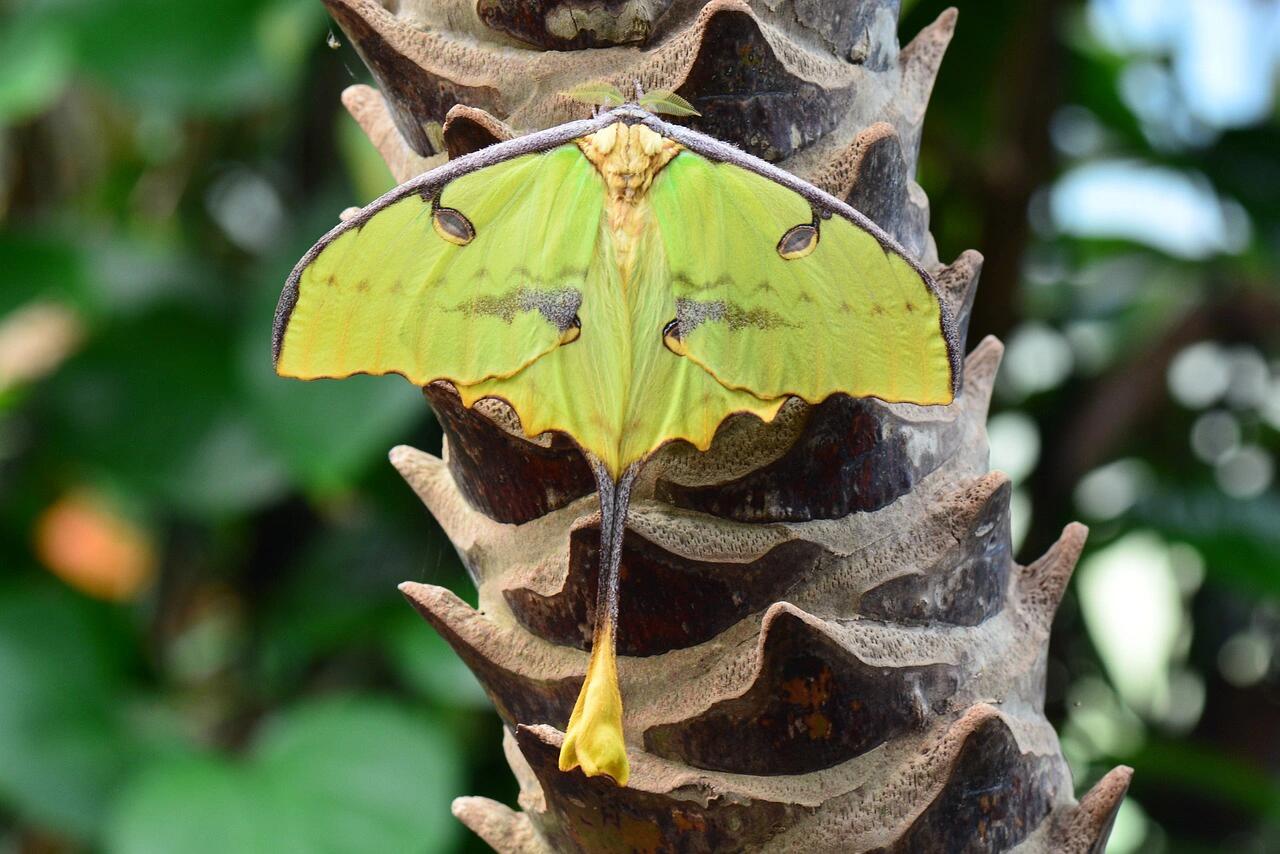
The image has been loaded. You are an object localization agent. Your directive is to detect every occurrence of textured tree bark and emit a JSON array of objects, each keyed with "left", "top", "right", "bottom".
[{"left": 324, "top": 1, "right": 1132, "bottom": 850}]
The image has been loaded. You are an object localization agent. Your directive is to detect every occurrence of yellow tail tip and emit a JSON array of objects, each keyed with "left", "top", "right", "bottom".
[
  {"left": 558, "top": 628, "right": 630, "bottom": 786},
  {"left": 558, "top": 725, "right": 630, "bottom": 787}
]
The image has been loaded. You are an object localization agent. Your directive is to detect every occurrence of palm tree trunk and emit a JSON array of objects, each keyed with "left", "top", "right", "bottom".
[{"left": 324, "top": 1, "right": 1132, "bottom": 849}]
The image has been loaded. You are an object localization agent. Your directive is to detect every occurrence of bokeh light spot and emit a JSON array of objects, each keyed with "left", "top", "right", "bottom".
[
  {"left": 1217, "top": 630, "right": 1272, "bottom": 688},
  {"left": 1189, "top": 410, "right": 1241, "bottom": 464},
  {"left": 1074, "top": 458, "right": 1154, "bottom": 520},
  {"left": 1167, "top": 341, "right": 1232, "bottom": 409},
  {"left": 1215, "top": 445, "right": 1274, "bottom": 499}
]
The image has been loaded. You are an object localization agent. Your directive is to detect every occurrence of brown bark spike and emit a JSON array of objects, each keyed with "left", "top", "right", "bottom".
[
  {"left": 513, "top": 723, "right": 800, "bottom": 852},
  {"left": 674, "top": 3, "right": 843, "bottom": 161},
  {"left": 869, "top": 711, "right": 1063, "bottom": 853},
  {"left": 399, "top": 581, "right": 584, "bottom": 729},
  {"left": 1018, "top": 522, "right": 1090, "bottom": 632},
  {"left": 936, "top": 249, "right": 986, "bottom": 349},
  {"left": 452, "top": 797, "right": 549, "bottom": 854},
  {"left": 442, "top": 105, "right": 516, "bottom": 159},
  {"left": 340, "top": 84, "right": 439, "bottom": 181},
  {"left": 895, "top": 7, "right": 958, "bottom": 159},
  {"left": 504, "top": 528, "right": 822, "bottom": 655},
  {"left": 859, "top": 472, "right": 1012, "bottom": 627},
  {"left": 325, "top": 0, "right": 506, "bottom": 156}
]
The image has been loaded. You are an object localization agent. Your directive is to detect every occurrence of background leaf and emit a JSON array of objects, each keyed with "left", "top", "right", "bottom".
[{"left": 106, "top": 698, "right": 464, "bottom": 853}]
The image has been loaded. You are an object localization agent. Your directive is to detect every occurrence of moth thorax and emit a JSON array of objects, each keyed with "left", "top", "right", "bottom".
[{"left": 578, "top": 122, "right": 681, "bottom": 204}]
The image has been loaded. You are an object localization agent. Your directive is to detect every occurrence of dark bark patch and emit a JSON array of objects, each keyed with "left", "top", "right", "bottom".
[
  {"left": 842, "top": 123, "right": 930, "bottom": 260},
  {"left": 656, "top": 394, "right": 961, "bottom": 522},
  {"left": 790, "top": 0, "right": 901, "bottom": 67},
  {"left": 871, "top": 715, "right": 1060, "bottom": 853},
  {"left": 475, "top": 0, "right": 674, "bottom": 49},
  {"left": 860, "top": 480, "right": 1011, "bottom": 626},
  {"left": 678, "top": 9, "right": 840, "bottom": 162},
  {"left": 644, "top": 610, "right": 959, "bottom": 775},
  {"left": 505, "top": 529, "right": 821, "bottom": 656},
  {"left": 485, "top": 0, "right": 673, "bottom": 49},
  {"left": 515, "top": 725, "right": 798, "bottom": 853},
  {"left": 424, "top": 384, "right": 594, "bottom": 524}
]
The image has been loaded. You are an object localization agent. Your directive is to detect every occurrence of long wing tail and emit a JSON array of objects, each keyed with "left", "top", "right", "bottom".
[{"left": 558, "top": 458, "right": 638, "bottom": 786}]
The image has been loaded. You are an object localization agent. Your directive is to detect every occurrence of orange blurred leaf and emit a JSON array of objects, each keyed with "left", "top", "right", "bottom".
[{"left": 35, "top": 490, "right": 155, "bottom": 601}]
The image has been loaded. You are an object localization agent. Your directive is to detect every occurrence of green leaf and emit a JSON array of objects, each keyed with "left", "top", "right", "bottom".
[
  {"left": 561, "top": 82, "right": 626, "bottom": 107},
  {"left": 638, "top": 89, "right": 700, "bottom": 117},
  {"left": 0, "top": 233, "right": 88, "bottom": 316},
  {"left": 0, "top": 18, "right": 73, "bottom": 124},
  {"left": 48, "top": 307, "right": 247, "bottom": 514},
  {"left": 385, "top": 609, "right": 489, "bottom": 710},
  {"left": 106, "top": 697, "right": 465, "bottom": 854},
  {"left": 67, "top": 0, "right": 327, "bottom": 114},
  {"left": 0, "top": 583, "right": 181, "bottom": 839},
  {"left": 1120, "top": 736, "right": 1280, "bottom": 820}
]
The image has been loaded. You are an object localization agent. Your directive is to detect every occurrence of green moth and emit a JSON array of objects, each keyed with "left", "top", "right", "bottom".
[{"left": 273, "top": 101, "right": 960, "bottom": 788}]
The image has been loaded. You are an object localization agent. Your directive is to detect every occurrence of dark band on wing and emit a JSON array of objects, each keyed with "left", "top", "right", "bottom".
[
  {"left": 447, "top": 286, "right": 583, "bottom": 329},
  {"left": 664, "top": 299, "right": 795, "bottom": 353}
]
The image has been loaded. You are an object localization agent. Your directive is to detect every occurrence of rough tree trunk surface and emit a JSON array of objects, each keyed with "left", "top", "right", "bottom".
[{"left": 324, "top": 1, "right": 1132, "bottom": 850}]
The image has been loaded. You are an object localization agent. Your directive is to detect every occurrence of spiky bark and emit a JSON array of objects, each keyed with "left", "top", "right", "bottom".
[{"left": 324, "top": 1, "right": 1132, "bottom": 850}]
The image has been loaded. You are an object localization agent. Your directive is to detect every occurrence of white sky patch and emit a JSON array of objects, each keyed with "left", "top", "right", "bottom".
[
  {"left": 1089, "top": 0, "right": 1175, "bottom": 53},
  {"left": 987, "top": 412, "right": 1040, "bottom": 485},
  {"left": 1008, "top": 488, "right": 1032, "bottom": 557},
  {"left": 1178, "top": 0, "right": 1280, "bottom": 128},
  {"left": 1050, "top": 161, "right": 1249, "bottom": 259},
  {"left": 1078, "top": 531, "right": 1188, "bottom": 720},
  {"left": 1090, "top": 0, "right": 1280, "bottom": 129}
]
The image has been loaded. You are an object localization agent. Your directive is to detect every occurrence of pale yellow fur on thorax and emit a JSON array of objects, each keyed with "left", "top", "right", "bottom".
[{"left": 576, "top": 122, "right": 681, "bottom": 287}]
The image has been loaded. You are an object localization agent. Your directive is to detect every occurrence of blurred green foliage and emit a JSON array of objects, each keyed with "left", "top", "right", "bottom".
[
  {"left": 0, "top": 0, "right": 1277, "bottom": 851},
  {"left": 1, "top": 0, "right": 504, "bottom": 850}
]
